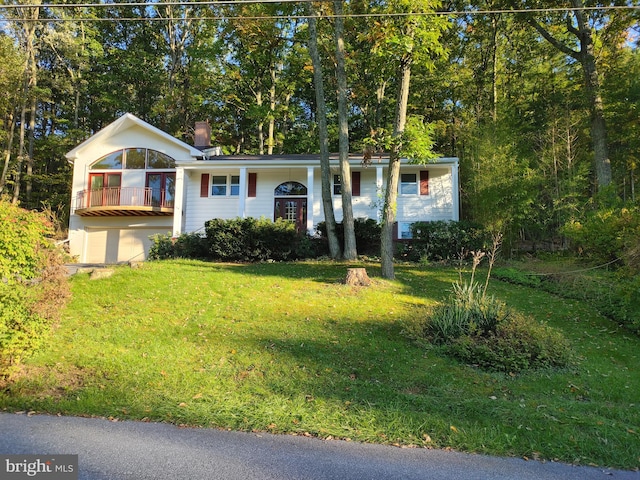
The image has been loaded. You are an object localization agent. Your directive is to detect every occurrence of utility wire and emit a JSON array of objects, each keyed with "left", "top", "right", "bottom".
[{"left": 0, "top": 2, "right": 639, "bottom": 22}]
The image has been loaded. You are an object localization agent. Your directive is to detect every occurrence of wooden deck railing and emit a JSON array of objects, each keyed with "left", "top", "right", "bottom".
[{"left": 75, "top": 187, "right": 174, "bottom": 211}]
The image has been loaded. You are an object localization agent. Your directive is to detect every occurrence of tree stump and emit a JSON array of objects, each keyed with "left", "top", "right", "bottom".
[{"left": 344, "top": 268, "right": 371, "bottom": 286}]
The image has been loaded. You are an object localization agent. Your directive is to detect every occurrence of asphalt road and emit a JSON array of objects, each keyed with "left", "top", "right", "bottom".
[{"left": 1, "top": 413, "right": 638, "bottom": 480}]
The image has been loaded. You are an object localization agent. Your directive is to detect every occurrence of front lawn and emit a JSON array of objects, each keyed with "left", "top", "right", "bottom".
[{"left": 1, "top": 260, "right": 639, "bottom": 469}]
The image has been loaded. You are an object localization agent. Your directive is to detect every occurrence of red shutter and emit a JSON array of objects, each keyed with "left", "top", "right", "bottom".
[
  {"left": 248, "top": 172, "right": 257, "bottom": 197},
  {"left": 420, "top": 170, "right": 429, "bottom": 195},
  {"left": 351, "top": 171, "right": 360, "bottom": 197},
  {"left": 392, "top": 222, "right": 399, "bottom": 240},
  {"left": 200, "top": 173, "right": 209, "bottom": 197}
]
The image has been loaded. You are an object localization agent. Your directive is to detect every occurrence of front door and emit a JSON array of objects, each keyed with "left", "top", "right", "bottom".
[{"left": 274, "top": 198, "right": 307, "bottom": 233}]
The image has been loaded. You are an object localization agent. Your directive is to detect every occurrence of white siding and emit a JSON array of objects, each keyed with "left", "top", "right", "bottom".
[
  {"left": 182, "top": 164, "right": 456, "bottom": 234},
  {"left": 396, "top": 167, "right": 454, "bottom": 223}
]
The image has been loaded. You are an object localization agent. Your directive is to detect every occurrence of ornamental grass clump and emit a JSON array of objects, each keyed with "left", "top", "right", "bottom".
[{"left": 414, "top": 235, "right": 573, "bottom": 373}]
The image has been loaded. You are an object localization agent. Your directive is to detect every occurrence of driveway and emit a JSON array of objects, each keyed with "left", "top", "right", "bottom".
[{"left": 1, "top": 413, "right": 637, "bottom": 480}]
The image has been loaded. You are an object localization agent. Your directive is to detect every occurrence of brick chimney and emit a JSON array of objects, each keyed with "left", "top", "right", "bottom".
[{"left": 194, "top": 121, "right": 211, "bottom": 148}]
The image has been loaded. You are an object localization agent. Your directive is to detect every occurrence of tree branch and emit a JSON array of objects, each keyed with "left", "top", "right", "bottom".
[{"left": 526, "top": 16, "right": 579, "bottom": 61}]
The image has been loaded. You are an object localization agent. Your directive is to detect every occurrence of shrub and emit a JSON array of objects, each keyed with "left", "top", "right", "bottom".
[
  {"left": 411, "top": 279, "right": 572, "bottom": 373},
  {"left": 205, "top": 217, "right": 307, "bottom": 262},
  {"left": 447, "top": 313, "right": 573, "bottom": 372},
  {"left": 315, "top": 218, "right": 381, "bottom": 256},
  {"left": 0, "top": 201, "right": 69, "bottom": 378},
  {"left": 561, "top": 202, "right": 640, "bottom": 271},
  {"left": 149, "top": 232, "right": 209, "bottom": 260},
  {"left": 409, "top": 220, "right": 489, "bottom": 262},
  {"left": 420, "top": 281, "right": 510, "bottom": 344}
]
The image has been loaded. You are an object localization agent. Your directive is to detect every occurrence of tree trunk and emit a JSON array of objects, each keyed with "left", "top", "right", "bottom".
[
  {"left": 526, "top": 2, "right": 611, "bottom": 190},
  {"left": 381, "top": 56, "right": 412, "bottom": 280},
  {"left": 334, "top": 0, "right": 357, "bottom": 260},
  {"left": 307, "top": 3, "right": 341, "bottom": 259},
  {"left": 0, "top": 111, "right": 16, "bottom": 195},
  {"left": 344, "top": 268, "right": 371, "bottom": 286},
  {"left": 256, "top": 90, "right": 264, "bottom": 155},
  {"left": 12, "top": 5, "right": 39, "bottom": 205},
  {"left": 268, "top": 67, "right": 276, "bottom": 155}
]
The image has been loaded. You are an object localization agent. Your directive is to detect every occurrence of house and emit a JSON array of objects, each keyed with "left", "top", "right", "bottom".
[{"left": 67, "top": 113, "right": 460, "bottom": 264}]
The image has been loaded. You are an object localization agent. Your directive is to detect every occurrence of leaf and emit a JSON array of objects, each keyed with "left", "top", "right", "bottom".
[{"left": 450, "top": 425, "right": 459, "bottom": 433}]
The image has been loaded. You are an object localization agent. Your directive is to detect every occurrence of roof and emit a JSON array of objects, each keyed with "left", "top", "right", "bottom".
[{"left": 65, "top": 113, "right": 203, "bottom": 162}]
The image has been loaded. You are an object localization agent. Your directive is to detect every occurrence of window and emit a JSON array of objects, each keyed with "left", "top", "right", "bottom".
[
  {"left": 91, "top": 151, "right": 123, "bottom": 170},
  {"left": 398, "top": 222, "right": 413, "bottom": 240},
  {"left": 230, "top": 176, "right": 240, "bottom": 196},
  {"left": 147, "top": 150, "right": 175, "bottom": 169},
  {"left": 333, "top": 172, "right": 360, "bottom": 196},
  {"left": 333, "top": 175, "right": 341, "bottom": 195},
  {"left": 90, "top": 149, "right": 176, "bottom": 170},
  {"left": 146, "top": 172, "right": 175, "bottom": 207},
  {"left": 88, "top": 173, "right": 121, "bottom": 207},
  {"left": 125, "top": 148, "right": 146, "bottom": 169},
  {"left": 274, "top": 181, "right": 307, "bottom": 196},
  {"left": 211, "top": 176, "right": 227, "bottom": 196},
  {"left": 400, "top": 174, "right": 417, "bottom": 195},
  {"left": 210, "top": 175, "right": 240, "bottom": 196}
]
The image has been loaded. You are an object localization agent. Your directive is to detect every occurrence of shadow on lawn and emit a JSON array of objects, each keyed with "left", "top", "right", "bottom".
[{"left": 159, "top": 259, "right": 458, "bottom": 303}]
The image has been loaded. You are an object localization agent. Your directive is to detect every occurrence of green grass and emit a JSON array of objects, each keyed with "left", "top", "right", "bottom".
[{"left": 1, "top": 259, "right": 639, "bottom": 469}]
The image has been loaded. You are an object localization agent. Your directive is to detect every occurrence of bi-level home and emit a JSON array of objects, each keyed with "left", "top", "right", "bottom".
[{"left": 66, "top": 113, "right": 460, "bottom": 264}]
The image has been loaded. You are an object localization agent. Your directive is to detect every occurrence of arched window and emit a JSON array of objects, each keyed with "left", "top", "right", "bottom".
[
  {"left": 274, "top": 181, "right": 307, "bottom": 196},
  {"left": 90, "top": 149, "right": 176, "bottom": 170}
]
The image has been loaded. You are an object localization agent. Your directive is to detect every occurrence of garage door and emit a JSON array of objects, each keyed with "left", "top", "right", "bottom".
[{"left": 85, "top": 227, "right": 171, "bottom": 264}]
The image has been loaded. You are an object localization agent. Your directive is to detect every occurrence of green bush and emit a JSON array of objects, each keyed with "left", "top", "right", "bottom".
[
  {"left": 149, "top": 232, "right": 208, "bottom": 260},
  {"left": 403, "top": 220, "right": 488, "bottom": 262},
  {"left": 421, "top": 281, "right": 510, "bottom": 344},
  {"left": 0, "top": 201, "right": 69, "bottom": 378},
  {"left": 561, "top": 202, "right": 640, "bottom": 271},
  {"left": 411, "top": 280, "right": 572, "bottom": 373},
  {"left": 315, "top": 218, "right": 381, "bottom": 256},
  {"left": 447, "top": 313, "right": 573, "bottom": 372},
  {"left": 0, "top": 201, "right": 52, "bottom": 283},
  {"left": 493, "top": 267, "right": 542, "bottom": 288},
  {"left": 205, "top": 217, "right": 307, "bottom": 262}
]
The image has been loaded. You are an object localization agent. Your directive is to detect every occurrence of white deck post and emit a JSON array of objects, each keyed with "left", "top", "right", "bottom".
[
  {"left": 238, "top": 167, "right": 247, "bottom": 217},
  {"left": 376, "top": 166, "right": 384, "bottom": 221},
  {"left": 307, "top": 167, "right": 314, "bottom": 233},
  {"left": 172, "top": 167, "right": 185, "bottom": 237},
  {"left": 451, "top": 159, "right": 460, "bottom": 221}
]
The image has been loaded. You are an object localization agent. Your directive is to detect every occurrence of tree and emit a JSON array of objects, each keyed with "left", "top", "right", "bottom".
[
  {"left": 333, "top": 0, "right": 357, "bottom": 260},
  {"left": 306, "top": 2, "right": 342, "bottom": 259},
  {"left": 0, "top": 37, "right": 24, "bottom": 197},
  {"left": 516, "top": 0, "right": 636, "bottom": 191},
  {"left": 367, "top": 0, "right": 447, "bottom": 279}
]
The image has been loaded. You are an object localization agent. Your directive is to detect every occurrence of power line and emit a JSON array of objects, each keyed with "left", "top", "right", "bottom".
[{"left": 0, "top": 1, "right": 638, "bottom": 22}]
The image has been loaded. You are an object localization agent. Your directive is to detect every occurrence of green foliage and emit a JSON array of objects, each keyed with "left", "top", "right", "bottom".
[
  {"left": 400, "top": 220, "right": 488, "bottom": 262},
  {"left": 418, "top": 281, "right": 509, "bottom": 344},
  {"left": 0, "top": 201, "right": 69, "bottom": 377},
  {"left": 493, "top": 267, "right": 542, "bottom": 288},
  {"left": 411, "top": 280, "right": 572, "bottom": 372},
  {"left": 561, "top": 201, "right": 640, "bottom": 270},
  {"left": 0, "top": 201, "right": 53, "bottom": 283},
  {"left": 316, "top": 218, "right": 381, "bottom": 256},
  {"left": 148, "top": 232, "right": 208, "bottom": 260},
  {"left": 204, "top": 217, "right": 307, "bottom": 262},
  {"left": 0, "top": 285, "right": 50, "bottom": 372},
  {"left": 496, "top": 262, "right": 640, "bottom": 335},
  {"left": 446, "top": 313, "right": 573, "bottom": 373}
]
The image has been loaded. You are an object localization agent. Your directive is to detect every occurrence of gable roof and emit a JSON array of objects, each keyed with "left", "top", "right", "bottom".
[{"left": 65, "top": 113, "right": 202, "bottom": 162}]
